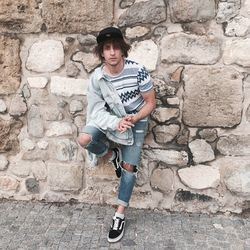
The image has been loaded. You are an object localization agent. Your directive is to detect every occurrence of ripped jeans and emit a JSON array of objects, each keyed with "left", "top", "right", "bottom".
[{"left": 80, "top": 119, "right": 148, "bottom": 207}]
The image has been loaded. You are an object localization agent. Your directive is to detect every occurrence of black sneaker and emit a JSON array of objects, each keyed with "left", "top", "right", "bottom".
[
  {"left": 107, "top": 216, "right": 125, "bottom": 243},
  {"left": 110, "top": 148, "right": 122, "bottom": 178}
]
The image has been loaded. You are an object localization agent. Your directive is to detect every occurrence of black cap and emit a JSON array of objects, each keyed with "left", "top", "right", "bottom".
[{"left": 96, "top": 27, "right": 123, "bottom": 44}]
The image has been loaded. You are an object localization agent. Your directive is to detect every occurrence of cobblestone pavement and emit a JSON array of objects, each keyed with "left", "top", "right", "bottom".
[{"left": 0, "top": 200, "right": 249, "bottom": 250}]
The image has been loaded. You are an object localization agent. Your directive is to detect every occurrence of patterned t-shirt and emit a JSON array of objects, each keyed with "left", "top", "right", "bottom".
[{"left": 103, "top": 59, "right": 153, "bottom": 114}]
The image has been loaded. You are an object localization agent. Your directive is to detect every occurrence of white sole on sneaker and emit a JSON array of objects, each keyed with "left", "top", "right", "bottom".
[{"left": 107, "top": 231, "right": 124, "bottom": 243}]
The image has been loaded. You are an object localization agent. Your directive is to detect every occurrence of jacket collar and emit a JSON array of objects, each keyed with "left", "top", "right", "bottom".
[{"left": 94, "top": 66, "right": 105, "bottom": 81}]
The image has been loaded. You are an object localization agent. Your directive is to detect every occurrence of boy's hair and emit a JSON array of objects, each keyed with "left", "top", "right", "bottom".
[{"left": 94, "top": 38, "right": 131, "bottom": 61}]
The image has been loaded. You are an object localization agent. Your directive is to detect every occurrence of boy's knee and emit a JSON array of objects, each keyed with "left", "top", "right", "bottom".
[
  {"left": 122, "top": 162, "right": 136, "bottom": 172},
  {"left": 78, "top": 133, "right": 92, "bottom": 147}
]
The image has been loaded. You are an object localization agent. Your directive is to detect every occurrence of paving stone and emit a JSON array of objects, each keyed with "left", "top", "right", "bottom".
[{"left": 0, "top": 201, "right": 248, "bottom": 249}]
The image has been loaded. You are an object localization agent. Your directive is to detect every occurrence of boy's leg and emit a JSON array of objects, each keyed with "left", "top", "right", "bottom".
[
  {"left": 108, "top": 119, "right": 148, "bottom": 243},
  {"left": 78, "top": 126, "right": 122, "bottom": 176},
  {"left": 118, "top": 118, "right": 148, "bottom": 206},
  {"left": 78, "top": 126, "right": 109, "bottom": 157}
]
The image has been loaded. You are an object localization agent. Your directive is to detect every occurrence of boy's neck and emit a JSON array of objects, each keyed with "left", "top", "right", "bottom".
[{"left": 104, "top": 59, "right": 125, "bottom": 76}]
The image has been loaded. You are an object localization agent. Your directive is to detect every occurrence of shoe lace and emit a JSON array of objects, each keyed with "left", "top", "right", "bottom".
[{"left": 112, "top": 217, "right": 120, "bottom": 230}]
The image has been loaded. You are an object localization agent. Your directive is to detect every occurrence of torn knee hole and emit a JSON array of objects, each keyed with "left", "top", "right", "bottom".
[{"left": 122, "top": 162, "right": 137, "bottom": 172}]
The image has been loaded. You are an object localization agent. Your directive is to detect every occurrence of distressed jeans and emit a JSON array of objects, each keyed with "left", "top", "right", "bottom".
[{"left": 80, "top": 119, "right": 148, "bottom": 207}]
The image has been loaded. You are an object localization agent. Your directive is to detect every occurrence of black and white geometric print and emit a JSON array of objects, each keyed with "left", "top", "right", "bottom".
[
  {"left": 125, "top": 59, "right": 138, "bottom": 65},
  {"left": 105, "top": 59, "right": 153, "bottom": 113},
  {"left": 119, "top": 89, "right": 140, "bottom": 103},
  {"left": 137, "top": 66, "right": 149, "bottom": 84}
]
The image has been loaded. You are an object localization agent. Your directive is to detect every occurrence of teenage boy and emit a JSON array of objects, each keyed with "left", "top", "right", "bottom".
[{"left": 78, "top": 26, "right": 156, "bottom": 243}]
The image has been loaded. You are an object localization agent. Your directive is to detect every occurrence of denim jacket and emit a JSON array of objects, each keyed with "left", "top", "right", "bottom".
[{"left": 86, "top": 66, "right": 134, "bottom": 146}]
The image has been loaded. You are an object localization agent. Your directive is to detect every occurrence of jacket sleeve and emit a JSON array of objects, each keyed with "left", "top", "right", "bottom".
[{"left": 86, "top": 76, "right": 121, "bottom": 131}]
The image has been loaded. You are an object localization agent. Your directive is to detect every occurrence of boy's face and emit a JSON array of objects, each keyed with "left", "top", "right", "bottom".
[{"left": 102, "top": 41, "right": 124, "bottom": 67}]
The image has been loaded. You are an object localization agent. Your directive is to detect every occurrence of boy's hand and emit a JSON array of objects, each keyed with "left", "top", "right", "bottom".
[{"left": 117, "top": 116, "right": 134, "bottom": 133}]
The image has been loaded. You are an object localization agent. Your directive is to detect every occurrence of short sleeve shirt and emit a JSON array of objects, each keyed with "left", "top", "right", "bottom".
[{"left": 103, "top": 59, "right": 153, "bottom": 114}]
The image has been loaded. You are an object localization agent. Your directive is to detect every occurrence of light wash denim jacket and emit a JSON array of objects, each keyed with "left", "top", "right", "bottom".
[{"left": 86, "top": 66, "right": 134, "bottom": 146}]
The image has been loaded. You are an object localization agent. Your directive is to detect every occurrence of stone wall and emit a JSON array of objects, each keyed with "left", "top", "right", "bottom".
[{"left": 0, "top": 0, "right": 250, "bottom": 214}]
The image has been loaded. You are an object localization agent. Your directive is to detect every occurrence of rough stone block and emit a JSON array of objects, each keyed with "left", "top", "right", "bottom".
[
  {"left": 25, "top": 178, "right": 39, "bottom": 193},
  {"left": 161, "top": 34, "right": 221, "bottom": 65},
  {"left": 0, "top": 36, "right": 21, "bottom": 95},
  {"left": 154, "top": 78, "right": 177, "bottom": 98},
  {"left": 50, "top": 139, "right": 78, "bottom": 162},
  {"left": 0, "top": 119, "right": 22, "bottom": 153},
  {"left": 0, "top": 176, "right": 19, "bottom": 191},
  {"left": 66, "top": 63, "right": 80, "bottom": 78},
  {"left": 48, "top": 162, "right": 83, "bottom": 192},
  {"left": 169, "top": 0, "right": 216, "bottom": 23},
  {"left": 43, "top": 105, "right": 63, "bottom": 121},
  {"left": 26, "top": 40, "right": 64, "bottom": 73},
  {"left": 22, "top": 149, "right": 49, "bottom": 161},
  {"left": 125, "top": 26, "right": 150, "bottom": 39},
  {"left": 27, "top": 105, "right": 44, "bottom": 138},
  {"left": 128, "top": 40, "right": 159, "bottom": 72},
  {"left": 9, "top": 95, "right": 27, "bottom": 117},
  {"left": 0, "top": 155, "right": 8, "bottom": 171},
  {"left": 77, "top": 34, "right": 96, "bottom": 53},
  {"left": 27, "top": 77, "right": 48, "bottom": 88},
  {"left": 69, "top": 100, "right": 83, "bottom": 114},
  {"left": 9, "top": 160, "right": 32, "bottom": 177},
  {"left": 85, "top": 162, "right": 117, "bottom": 183},
  {"left": 183, "top": 67, "right": 243, "bottom": 127},
  {"left": 217, "top": 135, "right": 250, "bottom": 156},
  {"left": 225, "top": 16, "right": 250, "bottom": 37},
  {"left": 216, "top": 0, "right": 241, "bottom": 24},
  {"left": 245, "top": 0, "right": 250, "bottom": 15},
  {"left": 150, "top": 168, "right": 174, "bottom": 193},
  {"left": 50, "top": 76, "right": 88, "bottom": 97},
  {"left": 224, "top": 164, "right": 250, "bottom": 197},
  {"left": 43, "top": 0, "right": 113, "bottom": 33},
  {"left": 144, "top": 149, "right": 188, "bottom": 167},
  {"left": 30, "top": 161, "right": 47, "bottom": 180},
  {"left": 151, "top": 107, "right": 179, "bottom": 123},
  {"left": 21, "top": 138, "right": 35, "bottom": 151},
  {"left": 189, "top": 139, "right": 215, "bottom": 164},
  {"left": 118, "top": 0, "right": 166, "bottom": 27},
  {"left": 213, "top": 157, "right": 250, "bottom": 197},
  {"left": 224, "top": 39, "right": 250, "bottom": 67},
  {"left": 72, "top": 52, "right": 100, "bottom": 73},
  {"left": 45, "top": 122, "right": 74, "bottom": 137},
  {"left": 120, "top": 0, "right": 135, "bottom": 9},
  {"left": 0, "top": 99, "right": 7, "bottom": 113},
  {"left": 178, "top": 165, "right": 220, "bottom": 190},
  {"left": 198, "top": 129, "right": 218, "bottom": 142},
  {"left": 0, "top": 0, "right": 42, "bottom": 33},
  {"left": 153, "top": 124, "right": 180, "bottom": 144}
]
